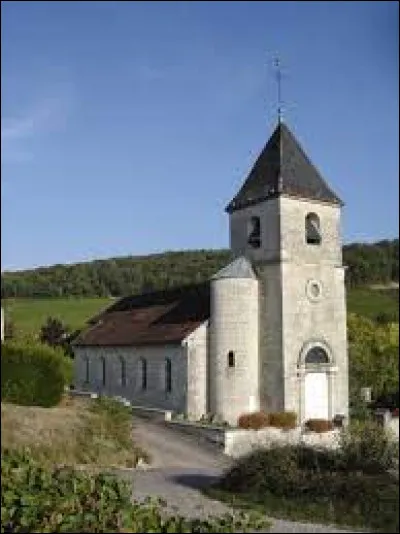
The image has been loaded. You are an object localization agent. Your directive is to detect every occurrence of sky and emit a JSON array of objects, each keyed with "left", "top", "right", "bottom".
[{"left": 1, "top": 1, "right": 399, "bottom": 272}]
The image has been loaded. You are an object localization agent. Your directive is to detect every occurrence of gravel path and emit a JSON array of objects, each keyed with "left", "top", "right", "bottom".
[{"left": 129, "top": 417, "right": 363, "bottom": 533}]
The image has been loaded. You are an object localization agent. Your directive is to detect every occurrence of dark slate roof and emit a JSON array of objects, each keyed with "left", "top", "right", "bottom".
[
  {"left": 73, "top": 283, "right": 210, "bottom": 347},
  {"left": 226, "top": 122, "right": 343, "bottom": 213}
]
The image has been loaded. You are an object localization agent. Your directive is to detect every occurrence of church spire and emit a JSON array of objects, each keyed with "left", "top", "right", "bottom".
[{"left": 274, "top": 57, "right": 283, "bottom": 124}]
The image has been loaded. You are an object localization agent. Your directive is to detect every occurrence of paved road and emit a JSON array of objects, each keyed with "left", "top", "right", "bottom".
[{"left": 129, "top": 417, "right": 362, "bottom": 533}]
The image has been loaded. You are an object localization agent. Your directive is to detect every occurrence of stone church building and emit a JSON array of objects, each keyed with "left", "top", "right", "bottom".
[{"left": 73, "top": 121, "right": 349, "bottom": 425}]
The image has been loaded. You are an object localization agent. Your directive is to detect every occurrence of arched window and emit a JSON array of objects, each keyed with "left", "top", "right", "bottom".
[
  {"left": 100, "top": 356, "right": 106, "bottom": 386},
  {"left": 84, "top": 356, "right": 90, "bottom": 384},
  {"left": 247, "top": 216, "right": 261, "bottom": 248},
  {"left": 305, "top": 346, "right": 329, "bottom": 365},
  {"left": 140, "top": 358, "right": 147, "bottom": 390},
  {"left": 305, "top": 213, "right": 321, "bottom": 245},
  {"left": 228, "top": 351, "right": 235, "bottom": 368},
  {"left": 165, "top": 358, "right": 172, "bottom": 393},
  {"left": 119, "top": 356, "right": 126, "bottom": 387}
]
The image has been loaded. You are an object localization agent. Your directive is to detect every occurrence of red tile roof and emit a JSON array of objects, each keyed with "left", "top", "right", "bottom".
[{"left": 73, "top": 283, "right": 210, "bottom": 347}]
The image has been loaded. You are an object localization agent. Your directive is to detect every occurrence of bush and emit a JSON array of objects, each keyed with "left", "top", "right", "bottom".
[
  {"left": 1, "top": 449, "right": 269, "bottom": 533},
  {"left": 339, "top": 420, "right": 399, "bottom": 474},
  {"left": 305, "top": 419, "right": 334, "bottom": 433},
  {"left": 1, "top": 341, "right": 72, "bottom": 407},
  {"left": 268, "top": 411, "right": 297, "bottom": 430},
  {"left": 218, "top": 444, "right": 399, "bottom": 532},
  {"left": 238, "top": 411, "right": 269, "bottom": 430}
]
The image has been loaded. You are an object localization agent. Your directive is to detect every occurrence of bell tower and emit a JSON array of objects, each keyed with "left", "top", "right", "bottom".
[{"left": 225, "top": 121, "right": 349, "bottom": 422}]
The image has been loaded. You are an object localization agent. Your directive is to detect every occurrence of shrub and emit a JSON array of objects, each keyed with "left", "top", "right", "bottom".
[
  {"left": 218, "top": 444, "right": 399, "bottom": 532},
  {"left": 1, "top": 449, "right": 269, "bottom": 533},
  {"left": 305, "top": 419, "right": 334, "bottom": 433},
  {"left": 268, "top": 411, "right": 297, "bottom": 430},
  {"left": 238, "top": 411, "right": 269, "bottom": 430},
  {"left": 339, "top": 420, "right": 399, "bottom": 474},
  {"left": 1, "top": 340, "right": 72, "bottom": 407}
]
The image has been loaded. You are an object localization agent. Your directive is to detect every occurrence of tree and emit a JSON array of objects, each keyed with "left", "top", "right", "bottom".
[{"left": 40, "top": 317, "right": 70, "bottom": 349}]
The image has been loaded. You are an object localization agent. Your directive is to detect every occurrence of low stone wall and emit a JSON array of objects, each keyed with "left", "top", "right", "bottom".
[
  {"left": 131, "top": 404, "right": 173, "bottom": 422},
  {"left": 224, "top": 427, "right": 341, "bottom": 458},
  {"left": 165, "top": 420, "right": 226, "bottom": 448}
]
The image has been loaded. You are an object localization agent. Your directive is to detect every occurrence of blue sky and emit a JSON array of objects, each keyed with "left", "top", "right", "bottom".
[{"left": 1, "top": 1, "right": 398, "bottom": 271}]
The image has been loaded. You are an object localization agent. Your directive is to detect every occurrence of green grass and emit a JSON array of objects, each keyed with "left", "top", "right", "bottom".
[
  {"left": 1, "top": 297, "right": 112, "bottom": 338},
  {"left": 346, "top": 287, "right": 399, "bottom": 321},
  {"left": 2, "top": 287, "right": 398, "bottom": 339}
]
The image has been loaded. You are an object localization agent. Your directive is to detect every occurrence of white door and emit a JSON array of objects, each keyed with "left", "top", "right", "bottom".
[{"left": 304, "top": 372, "right": 329, "bottom": 420}]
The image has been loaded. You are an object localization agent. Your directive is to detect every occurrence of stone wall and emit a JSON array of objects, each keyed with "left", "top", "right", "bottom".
[
  {"left": 224, "top": 427, "right": 341, "bottom": 458},
  {"left": 73, "top": 344, "right": 188, "bottom": 414},
  {"left": 279, "top": 196, "right": 349, "bottom": 422},
  {"left": 209, "top": 277, "right": 259, "bottom": 425},
  {"left": 184, "top": 322, "right": 208, "bottom": 419}
]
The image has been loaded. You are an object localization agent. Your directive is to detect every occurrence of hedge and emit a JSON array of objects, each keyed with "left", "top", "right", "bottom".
[{"left": 1, "top": 341, "right": 72, "bottom": 407}]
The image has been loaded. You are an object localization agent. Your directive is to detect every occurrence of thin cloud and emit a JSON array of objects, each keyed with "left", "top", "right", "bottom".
[{"left": 1, "top": 86, "right": 74, "bottom": 163}]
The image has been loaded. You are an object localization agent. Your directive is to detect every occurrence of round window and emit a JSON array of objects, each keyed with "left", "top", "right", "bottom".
[{"left": 306, "top": 280, "right": 322, "bottom": 302}]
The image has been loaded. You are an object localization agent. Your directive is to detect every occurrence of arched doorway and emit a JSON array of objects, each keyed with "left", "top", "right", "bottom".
[{"left": 302, "top": 345, "right": 331, "bottom": 421}]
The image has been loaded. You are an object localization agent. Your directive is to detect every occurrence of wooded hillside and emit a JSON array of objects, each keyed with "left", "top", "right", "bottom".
[{"left": 1, "top": 239, "right": 398, "bottom": 299}]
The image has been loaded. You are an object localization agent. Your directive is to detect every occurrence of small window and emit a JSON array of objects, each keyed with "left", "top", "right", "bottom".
[
  {"left": 248, "top": 216, "right": 261, "bottom": 248},
  {"left": 140, "top": 358, "right": 147, "bottom": 390},
  {"left": 305, "top": 213, "right": 321, "bottom": 245},
  {"left": 228, "top": 351, "right": 235, "bottom": 368},
  {"left": 84, "top": 356, "right": 90, "bottom": 384},
  {"left": 119, "top": 356, "right": 126, "bottom": 387},
  {"left": 100, "top": 356, "right": 106, "bottom": 386},
  {"left": 165, "top": 358, "right": 172, "bottom": 393}
]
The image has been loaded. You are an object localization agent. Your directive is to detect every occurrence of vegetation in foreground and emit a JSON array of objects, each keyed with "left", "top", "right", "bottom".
[
  {"left": 1, "top": 397, "right": 149, "bottom": 470},
  {"left": 1, "top": 448, "right": 270, "bottom": 533},
  {"left": 206, "top": 421, "right": 399, "bottom": 533}
]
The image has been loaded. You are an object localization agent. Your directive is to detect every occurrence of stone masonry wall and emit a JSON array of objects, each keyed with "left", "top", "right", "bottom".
[
  {"left": 73, "top": 344, "right": 188, "bottom": 413},
  {"left": 209, "top": 277, "right": 259, "bottom": 425}
]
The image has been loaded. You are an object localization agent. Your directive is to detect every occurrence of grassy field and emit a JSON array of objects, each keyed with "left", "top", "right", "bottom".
[
  {"left": 1, "top": 396, "right": 149, "bottom": 469},
  {"left": 2, "top": 287, "right": 399, "bottom": 338},
  {"left": 346, "top": 287, "right": 398, "bottom": 320},
  {"left": 2, "top": 297, "right": 112, "bottom": 338}
]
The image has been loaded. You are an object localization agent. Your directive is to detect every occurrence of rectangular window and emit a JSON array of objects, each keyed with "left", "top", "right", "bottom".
[{"left": 228, "top": 351, "right": 235, "bottom": 368}]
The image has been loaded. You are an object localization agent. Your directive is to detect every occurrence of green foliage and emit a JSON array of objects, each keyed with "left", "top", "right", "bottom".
[
  {"left": 344, "top": 239, "right": 399, "bottom": 287},
  {"left": 39, "top": 316, "right": 76, "bottom": 358},
  {"left": 1, "top": 341, "right": 72, "bottom": 407},
  {"left": 40, "top": 316, "right": 70, "bottom": 347},
  {"left": 347, "top": 313, "right": 399, "bottom": 408},
  {"left": 217, "top": 434, "right": 399, "bottom": 532},
  {"left": 1, "top": 240, "right": 398, "bottom": 299},
  {"left": 339, "top": 420, "right": 399, "bottom": 474},
  {"left": 1, "top": 449, "right": 270, "bottom": 533}
]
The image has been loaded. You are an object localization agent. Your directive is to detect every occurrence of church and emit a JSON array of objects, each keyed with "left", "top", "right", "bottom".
[{"left": 73, "top": 120, "right": 349, "bottom": 426}]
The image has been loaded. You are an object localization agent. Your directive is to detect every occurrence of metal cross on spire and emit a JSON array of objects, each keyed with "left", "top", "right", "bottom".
[{"left": 274, "top": 57, "right": 283, "bottom": 123}]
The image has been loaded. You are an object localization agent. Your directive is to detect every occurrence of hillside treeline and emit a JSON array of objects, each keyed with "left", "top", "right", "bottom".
[{"left": 1, "top": 240, "right": 398, "bottom": 299}]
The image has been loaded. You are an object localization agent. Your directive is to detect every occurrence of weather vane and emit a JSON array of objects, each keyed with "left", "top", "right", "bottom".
[{"left": 274, "top": 57, "right": 282, "bottom": 123}]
